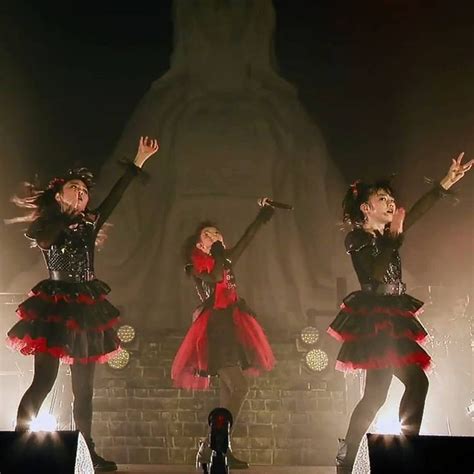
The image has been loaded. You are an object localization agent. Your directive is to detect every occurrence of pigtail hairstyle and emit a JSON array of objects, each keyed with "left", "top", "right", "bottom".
[{"left": 342, "top": 178, "right": 395, "bottom": 228}]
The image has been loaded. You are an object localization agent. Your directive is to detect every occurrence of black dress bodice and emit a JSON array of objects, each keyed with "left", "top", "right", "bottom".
[
  {"left": 187, "top": 205, "right": 273, "bottom": 305},
  {"left": 192, "top": 262, "right": 237, "bottom": 304},
  {"left": 26, "top": 162, "right": 141, "bottom": 282},
  {"left": 345, "top": 230, "right": 402, "bottom": 286},
  {"left": 345, "top": 183, "right": 451, "bottom": 288},
  {"left": 41, "top": 220, "right": 97, "bottom": 282},
  {"left": 328, "top": 183, "right": 452, "bottom": 372}
]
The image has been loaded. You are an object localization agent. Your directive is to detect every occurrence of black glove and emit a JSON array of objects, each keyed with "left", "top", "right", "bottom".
[
  {"left": 210, "top": 240, "right": 225, "bottom": 259},
  {"left": 118, "top": 157, "right": 150, "bottom": 183},
  {"left": 257, "top": 205, "right": 274, "bottom": 223}
]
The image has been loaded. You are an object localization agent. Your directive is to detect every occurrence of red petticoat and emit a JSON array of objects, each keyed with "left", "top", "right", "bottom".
[
  {"left": 326, "top": 322, "right": 427, "bottom": 343},
  {"left": 7, "top": 335, "right": 120, "bottom": 365},
  {"left": 16, "top": 306, "right": 120, "bottom": 332},
  {"left": 335, "top": 348, "right": 431, "bottom": 372},
  {"left": 7, "top": 278, "right": 120, "bottom": 364},
  {"left": 171, "top": 306, "right": 275, "bottom": 390},
  {"left": 328, "top": 291, "right": 431, "bottom": 372},
  {"left": 29, "top": 288, "right": 107, "bottom": 305}
]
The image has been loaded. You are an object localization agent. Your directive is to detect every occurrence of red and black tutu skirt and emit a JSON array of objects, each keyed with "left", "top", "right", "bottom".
[
  {"left": 7, "top": 279, "right": 120, "bottom": 364},
  {"left": 171, "top": 300, "right": 275, "bottom": 390},
  {"left": 328, "top": 291, "right": 431, "bottom": 372}
]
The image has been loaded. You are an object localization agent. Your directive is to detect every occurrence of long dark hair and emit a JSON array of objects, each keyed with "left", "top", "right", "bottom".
[
  {"left": 342, "top": 178, "right": 395, "bottom": 228},
  {"left": 182, "top": 220, "right": 218, "bottom": 274},
  {"left": 5, "top": 168, "right": 109, "bottom": 249},
  {"left": 7, "top": 167, "right": 94, "bottom": 224},
  {"left": 7, "top": 180, "right": 65, "bottom": 225}
]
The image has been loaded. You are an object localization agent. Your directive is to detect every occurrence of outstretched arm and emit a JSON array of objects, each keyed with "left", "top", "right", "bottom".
[
  {"left": 359, "top": 153, "right": 473, "bottom": 281},
  {"left": 404, "top": 152, "right": 473, "bottom": 231},
  {"left": 226, "top": 198, "right": 274, "bottom": 264},
  {"left": 94, "top": 136, "right": 159, "bottom": 231}
]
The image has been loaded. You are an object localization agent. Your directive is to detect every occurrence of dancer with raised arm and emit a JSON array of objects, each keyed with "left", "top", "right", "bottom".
[
  {"left": 328, "top": 153, "right": 473, "bottom": 472},
  {"left": 172, "top": 198, "right": 277, "bottom": 470},
  {"left": 7, "top": 136, "right": 159, "bottom": 472}
]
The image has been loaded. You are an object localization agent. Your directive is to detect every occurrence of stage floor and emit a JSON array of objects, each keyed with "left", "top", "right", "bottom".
[{"left": 117, "top": 466, "right": 336, "bottom": 473}]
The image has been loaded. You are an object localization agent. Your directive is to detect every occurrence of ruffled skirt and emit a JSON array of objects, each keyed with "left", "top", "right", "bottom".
[
  {"left": 7, "top": 279, "right": 120, "bottom": 364},
  {"left": 171, "top": 300, "right": 275, "bottom": 389},
  {"left": 328, "top": 291, "right": 431, "bottom": 372}
]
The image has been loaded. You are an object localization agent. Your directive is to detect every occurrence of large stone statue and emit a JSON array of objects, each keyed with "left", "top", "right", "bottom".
[{"left": 97, "top": 0, "right": 346, "bottom": 331}]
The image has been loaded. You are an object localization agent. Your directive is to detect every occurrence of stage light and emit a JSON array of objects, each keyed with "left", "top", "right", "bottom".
[
  {"left": 300, "top": 326, "right": 319, "bottom": 345},
  {"left": 107, "top": 347, "right": 130, "bottom": 370},
  {"left": 117, "top": 324, "right": 135, "bottom": 344},
  {"left": 29, "top": 413, "right": 58, "bottom": 432},
  {"left": 0, "top": 431, "right": 94, "bottom": 473},
  {"left": 373, "top": 414, "right": 401, "bottom": 435},
  {"left": 305, "top": 348, "right": 329, "bottom": 372}
]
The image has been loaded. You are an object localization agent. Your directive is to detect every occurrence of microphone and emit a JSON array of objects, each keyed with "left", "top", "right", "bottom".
[{"left": 266, "top": 199, "right": 294, "bottom": 210}]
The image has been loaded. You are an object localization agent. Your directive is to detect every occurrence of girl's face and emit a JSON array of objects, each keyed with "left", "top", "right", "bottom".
[
  {"left": 196, "top": 226, "right": 225, "bottom": 254},
  {"left": 361, "top": 189, "right": 396, "bottom": 226},
  {"left": 57, "top": 179, "right": 90, "bottom": 212}
]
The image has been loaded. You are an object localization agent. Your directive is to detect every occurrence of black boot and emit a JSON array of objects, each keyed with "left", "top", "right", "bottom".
[
  {"left": 335, "top": 438, "right": 355, "bottom": 473},
  {"left": 196, "top": 438, "right": 249, "bottom": 471},
  {"left": 196, "top": 438, "right": 212, "bottom": 472},
  {"left": 87, "top": 438, "right": 117, "bottom": 472},
  {"left": 226, "top": 449, "right": 249, "bottom": 470}
]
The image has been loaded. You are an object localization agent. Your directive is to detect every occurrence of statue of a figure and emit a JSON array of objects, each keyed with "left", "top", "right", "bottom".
[{"left": 97, "top": 0, "right": 346, "bottom": 331}]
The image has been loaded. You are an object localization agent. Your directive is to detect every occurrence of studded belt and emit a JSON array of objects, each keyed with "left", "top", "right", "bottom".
[
  {"left": 361, "top": 282, "right": 406, "bottom": 296},
  {"left": 49, "top": 270, "right": 95, "bottom": 283}
]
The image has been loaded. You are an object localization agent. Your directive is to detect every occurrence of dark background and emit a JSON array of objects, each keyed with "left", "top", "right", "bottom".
[{"left": 0, "top": 0, "right": 473, "bottom": 296}]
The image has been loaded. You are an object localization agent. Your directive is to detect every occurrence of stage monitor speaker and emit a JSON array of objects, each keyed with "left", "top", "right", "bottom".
[
  {"left": 367, "top": 433, "right": 474, "bottom": 474},
  {"left": 0, "top": 430, "right": 93, "bottom": 473}
]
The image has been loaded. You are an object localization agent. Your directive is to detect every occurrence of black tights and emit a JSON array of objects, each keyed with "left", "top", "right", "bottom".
[
  {"left": 16, "top": 353, "right": 96, "bottom": 440},
  {"left": 217, "top": 366, "right": 249, "bottom": 434},
  {"left": 344, "top": 364, "right": 429, "bottom": 460}
]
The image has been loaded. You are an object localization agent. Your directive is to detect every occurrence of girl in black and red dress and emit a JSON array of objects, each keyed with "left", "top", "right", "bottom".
[
  {"left": 7, "top": 136, "right": 159, "bottom": 472},
  {"left": 172, "top": 199, "right": 276, "bottom": 469},
  {"left": 328, "top": 152, "right": 473, "bottom": 472}
]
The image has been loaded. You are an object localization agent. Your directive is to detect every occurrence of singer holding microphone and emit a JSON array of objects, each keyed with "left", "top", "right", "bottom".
[{"left": 171, "top": 197, "right": 282, "bottom": 469}]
